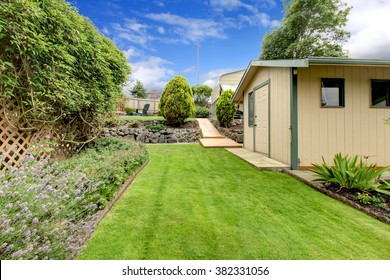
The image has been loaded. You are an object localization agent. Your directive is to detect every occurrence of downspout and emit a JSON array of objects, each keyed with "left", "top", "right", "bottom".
[{"left": 290, "top": 67, "right": 299, "bottom": 170}]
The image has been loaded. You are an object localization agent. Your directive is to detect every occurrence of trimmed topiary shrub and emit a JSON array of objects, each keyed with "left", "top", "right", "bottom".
[
  {"left": 159, "top": 76, "right": 195, "bottom": 126},
  {"left": 216, "top": 89, "right": 237, "bottom": 127}
]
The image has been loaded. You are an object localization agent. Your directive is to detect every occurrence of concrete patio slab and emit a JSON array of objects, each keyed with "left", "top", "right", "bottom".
[{"left": 225, "top": 148, "right": 290, "bottom": 171}]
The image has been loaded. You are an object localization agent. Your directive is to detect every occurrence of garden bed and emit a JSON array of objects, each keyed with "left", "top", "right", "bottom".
[{"left": 324, "top": 183, "right": 390, "bottom": 223}]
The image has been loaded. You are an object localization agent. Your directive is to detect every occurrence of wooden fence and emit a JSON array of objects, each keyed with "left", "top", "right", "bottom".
[{"left": 117, "top": 97, "right": 160, "bottom": 113}]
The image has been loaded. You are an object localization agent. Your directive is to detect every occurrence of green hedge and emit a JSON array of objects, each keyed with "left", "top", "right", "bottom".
[{"left": 0, "top": 0, "right": 130, "bottom": 142}]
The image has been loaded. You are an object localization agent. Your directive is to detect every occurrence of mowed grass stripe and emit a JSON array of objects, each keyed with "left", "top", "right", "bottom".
[{"left": 79, "top": 144, "right": 390, "bottom": 260}]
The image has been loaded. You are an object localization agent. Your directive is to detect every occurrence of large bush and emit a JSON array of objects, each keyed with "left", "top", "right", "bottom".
[
  {"left": 0, "top": 0, "right": 131, "bottom": 143},
  {"left": 216, "top": 89, "right": 237, "bottom": 127},
  {"left": 159, "top": 76, "right": 195, "bottom": 126}
]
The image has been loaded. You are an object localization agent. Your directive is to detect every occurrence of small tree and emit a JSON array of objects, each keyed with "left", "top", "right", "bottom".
[
  {"left": 192, "top": 85, "right": 212, "bottom": 107},
  {"left": 216, "top": 89, "right": 237, "bottom": 128},
  {"left": 159, "top": 76, "right": 195, "bottom": 126},
  {"left": 130, "top": 80, "right": 148, "bottom": 98}
]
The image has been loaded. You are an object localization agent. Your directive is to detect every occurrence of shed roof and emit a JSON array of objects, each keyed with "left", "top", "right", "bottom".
[{"left": 232, "top": 57, "right": 390, "bottom": 103}]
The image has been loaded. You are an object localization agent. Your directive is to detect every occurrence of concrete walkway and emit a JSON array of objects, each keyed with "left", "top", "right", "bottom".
[
  {"left": 197, "top": 118, "right": 242, "bottom": 148},
  {"left": 287, "top": 169, "right": 390, "bottom": 184},
  {"left": 226, "top": 148, "right": 290, "bottom": 171}
]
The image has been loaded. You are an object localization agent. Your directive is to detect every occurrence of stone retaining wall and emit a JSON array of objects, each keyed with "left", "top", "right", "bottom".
[
  {"left": 210, "top": 119, "right": 244, "bottom": 143},
  {"left": 103, "top": 120, "right": 202, "bottom": 144}
]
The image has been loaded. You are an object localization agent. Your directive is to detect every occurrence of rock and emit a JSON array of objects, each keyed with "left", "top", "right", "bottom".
[{"left": 159, "top": 135, "right": 165, "bottom": 143}]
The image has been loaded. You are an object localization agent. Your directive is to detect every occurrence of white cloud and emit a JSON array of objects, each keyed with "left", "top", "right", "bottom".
[
  {"left": 157, "top": 26, "right": 165, "bottom": 34},
  {"left": 210, "top": 0, "right": 252, "bottom": 12},
  {"left": 345, "top": 0, "right": 390, "bottom": 59},
  {"left": 123, "top": 47, "right": 140, "bottom": 60},
  {"left": 210, "top": 0, "right": 279, "bottom": 29},
  {"left": 239, "top": 12, "right": 280, "bottom": 28},
  {"left": 154, "top": 1, "right": 164, "bottom": 8},
  {"left": 127, "top": 56, "right": 175, "bottom": 94},
  {"left": 111, "top": 19, "right": 153, "bottom": 47},
  {"left": 144, "top": 13, "right": 226, "bottom": 43},
  {"left": 102, "top": 27, "right": 110, "bottom": 35},
  {"left": 183, "top": 66, "right": 196, "bottom": 73}
]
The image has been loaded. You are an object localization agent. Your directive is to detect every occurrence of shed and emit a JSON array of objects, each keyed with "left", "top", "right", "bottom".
[{"left": 232, "top": 57, "right": 390, "bottom": 170}]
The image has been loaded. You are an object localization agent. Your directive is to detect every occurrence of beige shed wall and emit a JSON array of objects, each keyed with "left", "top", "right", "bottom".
[
  {"left": 298, "top": 65, "right": 390, "bottom": 167},
  {"left": 242, "top": 67, "right": 291, "bottom": 165}
]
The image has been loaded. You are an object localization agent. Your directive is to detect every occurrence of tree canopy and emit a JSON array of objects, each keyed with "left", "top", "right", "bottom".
[
  {"left": 259, "top": 0, "right": 351, "bottom": 60},
  {"left": 130, "top": 80, "right": 148, "bottom": 99},
  {"left": 192, "top": 85, "right": 212, "bottom": 107},
  {"left": 0, "top": 0, "right": 130, "bottom": 143}
]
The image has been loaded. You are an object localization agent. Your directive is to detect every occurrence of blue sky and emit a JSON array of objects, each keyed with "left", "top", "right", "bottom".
[{"left": 70, "top": 0, "right": 390, "bottom": 95}]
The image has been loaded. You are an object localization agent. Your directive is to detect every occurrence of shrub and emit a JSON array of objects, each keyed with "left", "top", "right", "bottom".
[
  {"left": 195, "top": 106, "right": 211, "bottom": 118},
  {"left": 310, "top": 153, "right": 390, "bottom": 195},
  {"left": 145, "top": 124, "right": 166, "bottom": 131},
  {"left": 159, "top": 76, "right": 195, "bottom": 126},
  {"left": 216, "top": 89, "right": 238, "bottom": 127},
  {"left": 125, "top": 107, "right": 136, "bottom": 115},
  {"left": 128, "top": 120, "right": 140, "bottom": 128},
  {"left": 59, "top": 137, "right": 148, "bottom": 208},
  {"left": 354, "top": 193, "right": 383, "bottom": 205},
  {"left": 0, "top": 156, "right": 100, "bottom": 260}
]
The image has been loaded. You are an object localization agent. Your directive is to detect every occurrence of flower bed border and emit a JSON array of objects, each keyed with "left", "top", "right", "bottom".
[{"left": 68, "top": 159, "right": 149, "bottom": 259}]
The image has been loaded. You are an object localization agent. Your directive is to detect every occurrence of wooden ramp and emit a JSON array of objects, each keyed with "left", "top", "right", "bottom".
[
  {"left": 199, "top": 138, "right": 242, "bottom": 148},
  {"left": 197, "top": 118, "right": 242, "bottom": 148}
]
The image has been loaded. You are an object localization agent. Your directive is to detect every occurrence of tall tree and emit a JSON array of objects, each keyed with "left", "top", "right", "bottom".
[
  {"left": 130, "top": 80, "right": 148, "bottom": 98},
  {"left": 192, "top": 85, "right": 212, "bottom": 107},
  {"left": 260, "top": 0, "right": 351, "bottom": 60}
]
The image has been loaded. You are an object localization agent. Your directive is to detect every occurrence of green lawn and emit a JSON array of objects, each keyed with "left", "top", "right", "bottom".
[{"left": 79, "top": 144, "right": 390, "bottom": 260}]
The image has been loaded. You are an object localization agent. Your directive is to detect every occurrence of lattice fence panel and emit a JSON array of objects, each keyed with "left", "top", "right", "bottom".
[
  {"left": 0, "top": 102, "right": 35, "bottom": 171},
  {"left": 1, "top": 102, "right": 80, "bottom": 172}
]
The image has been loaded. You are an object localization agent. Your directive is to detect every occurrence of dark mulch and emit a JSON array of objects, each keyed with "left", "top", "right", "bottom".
[{"left": 325, "top": 184, "right": 390, "bottom": 221}]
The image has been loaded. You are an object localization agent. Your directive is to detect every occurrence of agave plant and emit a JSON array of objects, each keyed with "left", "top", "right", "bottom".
[{"left": 310, "top": 153, "right": 390, "bottom": 195}]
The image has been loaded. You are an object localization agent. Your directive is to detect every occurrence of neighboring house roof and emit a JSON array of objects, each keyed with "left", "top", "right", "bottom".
[
  {"left": 232, "top": 57, "right": 390, "bottom": 103},
  {"left": 211, "top": 69, "right": 245, "bottom": 104}
]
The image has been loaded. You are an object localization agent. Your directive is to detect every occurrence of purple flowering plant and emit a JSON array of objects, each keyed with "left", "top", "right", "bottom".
[
  {"left": 0, "top": 155, "right": 100, "bottom": 260},
  {"left": 0, "top": 137, "right": 148, "bottom": 260}
]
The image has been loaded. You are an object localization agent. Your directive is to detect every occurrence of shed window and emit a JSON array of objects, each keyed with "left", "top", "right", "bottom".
[
  {"left": 248, "top": 91, "right": 254, "bottom": 126},
  {"left": 321, "top": 78, "right": 345, "bottom": 107},
  {"left": 371, "top": 80, "right": 390, "bottom": 107}
]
